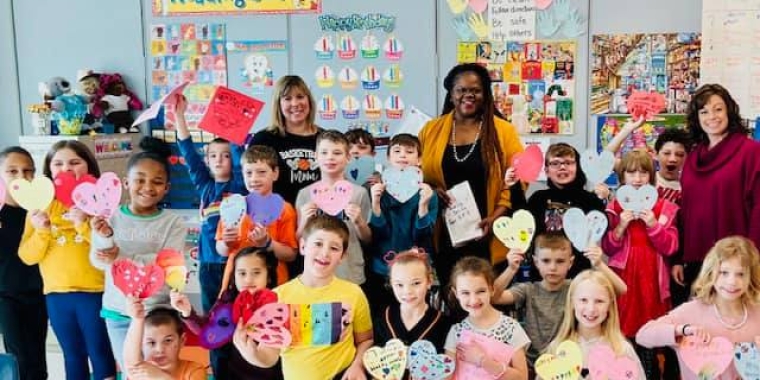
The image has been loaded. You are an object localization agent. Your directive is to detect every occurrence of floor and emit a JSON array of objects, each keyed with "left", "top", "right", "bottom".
[{"left": 0, "top": 327, "right": 69, "bottom": 379}]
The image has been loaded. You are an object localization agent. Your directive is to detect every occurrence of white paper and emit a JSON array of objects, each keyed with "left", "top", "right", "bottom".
[
  {"left": 520, "top": 136, "right": 551, "bottom": 181},
  {"left": 444, "top": 182, "right": 484, "bottom": 247},
  {"left": 489, "top": 0, "right": 536, "bottom": 41},
  {"left": 394, "top": 105, "right": 432, "bottom": 136},
  {"left": 132, "top": 81, "right": 190, "bottom": 127}
]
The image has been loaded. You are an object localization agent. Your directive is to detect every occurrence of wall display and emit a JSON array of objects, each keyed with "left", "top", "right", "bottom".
[
  {"left": 227, "top": 40, "right": 288, "bottom": 95},
  {"left": 591, "top": 33, "right": 701, "bottom": 115},
  {"left": 152, "top": 0, "right": 321, "bottom": 16}
]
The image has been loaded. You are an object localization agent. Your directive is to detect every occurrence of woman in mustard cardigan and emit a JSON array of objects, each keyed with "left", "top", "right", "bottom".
[{"left": 419, "top": 63, "right": 524, "bottom": 288}]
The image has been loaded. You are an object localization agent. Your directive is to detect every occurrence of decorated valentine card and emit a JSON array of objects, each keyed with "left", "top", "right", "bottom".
[
  {"left": 220, "top": 194, "right": 247, "bottom": 228},
  {"left": 364, "top": 339, "right": 407, "bottom": 380},
  {"left": 581, "top": 149, "right": 615, "bottom": 185},
  {"left": 456, "top": 330, "right": 515, "bottom": 379},
  {"left": 562, "top": 208, "right": 608, "bottom": 251},
  {"left": 200, "top": 302, "right": 236, "bottom": 349},
  {"left": 233, "top": 288, "right": 278, "bottom": 326},
  {"left": 382, "top": 166, "right": 422, "bottom": 203},
  {"left": 198, "top": 86, "right": 264, "bottom": 145},
  {"left": 9, "top": 177, "right": 54, "bottom": 211},
  {"left": 679, "top": 336, "right": 733, "bottom": 379},
  {"left": 346, "top": 156, "right": 376, "bottom": 186},
  {"left": 132, "top": 81, "right": 190, "bottom": 127},
  {"left": 734, "top": 342, "right": 760, "bottom": 380},
  {"left": 155, "top": 248, "right": 187, "bottom": 291},
  {"left": 588, "top": 344, "right": 640, "bottom": 380},
  {"left": 626, "top": 91, "right": 666, "bottom": 121},
  {"left": 616, "top": 184, "right": 658, "bottom": 214},
  {"left": 54, "top": 172, "right": 96, "bottom": 208},
  {"left": 535, "top": 340, "right": 582, "bottom": 380},
  {"left": 407, "top": 340, "right": 455, "bottom": 380},
  {"left": 72, "top": 172, "right": 123, "bottom": 218},
  {"left": 512, "top": 144, "right": 544, "bottom": 183},
  {"left": 245, "top": 192, "right": 285, "bottom": 226},
  {"left": 493, "top": 210, "right": 536, "bottom": 251},
  {"left": 111, "top": 259, "right": 166, "bottom": 299},
  {"left": 310, "top": 180, "right": 353, "bottom": 216},
  {"left": 247, "top": 302, "right": 292, "bottom": 348}
]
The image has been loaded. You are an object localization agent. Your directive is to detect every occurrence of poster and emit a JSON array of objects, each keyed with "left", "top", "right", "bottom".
[
  {"left": 150, "top": 23, "right": 228, "bottom": 130},
  {"left": 459, "top": 40, "right": 576, "bottom": 135},
  {"left": 227, "top": 40, "right": 288, "bottom": 94},
  {"left": 591, "top": 33, "right": 701, "bottom": 115},
  {"left": 153, "top": 0, "right": 321, "bottom": 15},
  {"left": 489, "top": 0, "right": 536, "bottom": 41}
]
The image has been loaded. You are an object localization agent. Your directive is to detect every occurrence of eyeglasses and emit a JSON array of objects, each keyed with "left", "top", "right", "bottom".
[
  {"left": 547, "top": 159, "right": 576, "bottom": 168},
  {"left": 453, "top": 87, "right": 483, "bottom": 96}
]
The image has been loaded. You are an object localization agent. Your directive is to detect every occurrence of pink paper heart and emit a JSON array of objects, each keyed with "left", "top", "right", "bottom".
[
  {"left": 310, "top": 180, "right": 353, "bottom": 216},
  {"left": 588, "top": 345, "right": 640, "bottom": 380},
  {"left": 248, "top": 302, "right": 292, "bottom": 348},
  {"left": 72, "top": 172, "right": 122, "bottom": 218},
  {"left": 536, "top": 0, "right": 554, "bottom": 9},
  {"left": 468, "top": 0, "right": 488, "bottom": 13},
  {"left": 679, "top": 336, "right": 733, "bottom": 378},
  {"left": 111, "top": 259, "right": 166, "bottom": 299},
  {"left": 54, "top": 172, "right": 96, "bottom": 208},
  {"left": 512, "top": 144, "right": 544, "bottom": 183}
]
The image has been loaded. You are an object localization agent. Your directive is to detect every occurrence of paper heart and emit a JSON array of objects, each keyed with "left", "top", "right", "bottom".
[
  {"left": 233, "top": 288, "right": 278, "bottom": 326},
  {"left": 588, "top": 344, "right": 640, "bottom": 380},
  {"left": 734, "top": 342, "right": 760, "bottom": 379},
  {"left": 679, "top": 336, "right": 733, "bottom": 379},
  {"left": 456, "top": 330, "right": 515, "bottom": 379},
  {"left": 310, "top": 180, "right": 353, "bottom": 216},
  {"left": 626, "top": 91, "right": 666, "bottom": 120},
  {"left": 562, "top": 208, "right": 608, "bottom": 251},
  {"left": 155, "top": 248, "right": 185, "bottom": 268},
  {"left": 246, "top": 192, "right": 285, "bottom": 227},
  {"left": 220, "top": 194, "right": 247, "bottom": 228},
  {"left": 468, "top": 0, "right": 488, "bottom": 13},
  {"left": 71, "top": 172, "right": 122, "bottom": 218},
  {"left": 407, "top": 340, "right": 456, "bottom": 380},
  {"left": 199, "top": 302, "right": 236, "bottom": 349},
  {"left": 0, "top": 179, "right": 6, "bottom": 212},
  {"left": 111, "top": 259, "right": 166, "bottom": 299},
  {"left": 512, "top": 144, "right": 544, "bottom": 183},
  {"left": 164, "top": 266, "right": 187, "bottom": 292},
  {"left": 493, "top": 210, "right": 536, "bottom": 251},
  {"left": 9, "top": 177, "right": 54, "bottom": 211},
  {"left": 535, "top": 340, "right": 583, "bottom": 380},
  {"left": 536, "top": 0, "right": 554, "bottom": 9},
  {"left": 346, "top": 156, "right": 376, "bottom": 186},
  {"left": 363, "top": 338, "right": 407, "bottom": 380},
  {"left": 616, "top": 185, "right": 658, "bottom": 213},
  {"left": 248, "top": 302, "right": 292, "bottom": 348},
  {"left": 54, "top": 172, "right": 96, "bottom": 208},
  {"left": 581, "top": 150, "right": 615, "bottom": 185},
  {"left": 382, "top": 166, "right": 422, "bottom": 203}
]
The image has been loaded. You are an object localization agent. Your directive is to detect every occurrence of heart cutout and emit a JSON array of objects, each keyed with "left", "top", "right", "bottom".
[
  {"left": 247, "top": 302, "right": 293, "bottom": 348},
  {"left": 456, "top": 330, "right": 515, "bottom": 379},
  {"left": 536, "top": 0, "right": 554, "bottom": 9},
  {"left": 246, "top": 192, "right": 285, "bottom": 227},
  {"left": 616, "top": 185, "right": 658, "bottom": 214},
  {"left": 581, "top": 150, "right": 615, "bottom": 185},
  {"left": 562, "top": 208, "right": 608, "bottom": 251},
  {"left": 233, "top": 288, "right": 278, "bottom": 326},
  {"left": 310, "top": 180, "right": 353, "bottom": 216},
  {"left": 626, "top": 91, "right": 666, "bottom": 120},
  {"left": 493, "top": 210, "right": 536, "bottom": 251},
  {"left": 0, "top": 179, "right": 6, "bottom": 212},
  {"left": 199, "top": 302, "right": 236, "bottom": 349},
  {"left": 72, "top": 172, "right": 122, "bottom": 218},
  {"left": 363, "top": 338, "right": 407, "bottom": 380},
  {"left": 220, "top": 194, "right": 247, "bottom": 228},
  {"left": 9, "top": 177, "right": 55, "bottom": 211},
  {"left": 468, "top": 0, "right": 488, "bottom": 13},
  {"left": 111, "top": 259, "right": 166, "bottom": 299},
  {"left": 588, "top": 344, "right": 640, "bottom": 380},
  {"left": 535, "top": 340, "right": 583, "bottom": 380},
  {"left": 734, "top": 342, "right": 760, "bottom": 379},
  {"left": 346, "top": 156, "right": 376, "bottom": 186},
  {"left": 382, "top": 166, "right": 422, "bottom": 203},
  {"left": 679, "top": 336, "right": 733, "bottom": 379},
  {"left": 512, "top": 144, "right": 544, "bottom": 183},
  {"left": 54, "top": 172, "right": 96, "bottom": 208},
  {"left": 407, "top": 340, "right": 456, "bottom": 380}
]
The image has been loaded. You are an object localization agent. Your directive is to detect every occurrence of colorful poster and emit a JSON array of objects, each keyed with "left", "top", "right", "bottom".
[
  {"left": 227, "top": 40, "right": 287, "bottom": 94},
  {"left": 591, "top": 33, "right": 701, "bottom": 115},
  {"left": 150, "top": 23, "right": 227, "bottom": 130},
  {"left": 153, "top": 0, "right": 321, "bottom": 15}
]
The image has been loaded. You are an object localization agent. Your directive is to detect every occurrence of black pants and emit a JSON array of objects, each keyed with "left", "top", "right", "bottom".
[
  {"left": 670, "top": 262, "right": 703, "bottom": 306},
  {"left": 0, "top": 293, "right": 48, "bottom": 380}
]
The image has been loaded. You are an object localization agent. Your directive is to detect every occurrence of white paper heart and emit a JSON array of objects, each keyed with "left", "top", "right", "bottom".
[
  {"left": 616, "top": 184, "right": 658, "bottom": 213},
  {"left": 363, "top": 338, "right": 407, "bottom": 380},
  {"left": 582, "top": 149, "right": 615, "bottom": 185},
  {"left": 8, "top": 177, "right": 54, "bottom": 211},
  {"left": 346, "top": 156, "right": 376, "bottom": 186},
  {"left": 493, "top": 210, "right": 536, "bottom": 251},
  {"left": 220, "top": 194, "right": 247, "bottom": 228},
  {"left": 734, "top": 342, "right": 760, "bottom": 380},
  {"left": 382, "top": 166, "right": 422, "bottom": 203},
  {"left": 562, "top": 208, "right": 608, "bottom": 251}
]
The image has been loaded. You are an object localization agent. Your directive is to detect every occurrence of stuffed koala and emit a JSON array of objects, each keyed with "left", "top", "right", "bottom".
[
  {"left": 92, "top": 73, "right": 144, "bottom": 133},
  {"left": 38, "top": 77, "right": 90, "bottom": 135}
]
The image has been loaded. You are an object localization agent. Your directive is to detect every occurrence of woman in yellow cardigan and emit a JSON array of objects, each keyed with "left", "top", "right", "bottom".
[{"left": 419, "top": 63, "right": 524, "bottom": 288}]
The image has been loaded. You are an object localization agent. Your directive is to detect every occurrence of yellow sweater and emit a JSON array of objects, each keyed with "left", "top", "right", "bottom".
[
  {"left": 419, "top": 112, "right": 524, "bottom": 264},
  {"left": 19, "top": 200, "right": 104, "bottom": 294}
]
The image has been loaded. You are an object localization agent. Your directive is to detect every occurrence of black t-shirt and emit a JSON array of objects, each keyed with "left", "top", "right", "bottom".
[
  {"left": 373, "top": 304, "right": 453, "bottom": 355},
  {"left": 0, "top": 205, "right": 43, "bottom": 294}
]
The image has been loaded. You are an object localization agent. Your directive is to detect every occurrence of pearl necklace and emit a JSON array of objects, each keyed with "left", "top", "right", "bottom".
[
  {"left": 713, "top": 303, "right": 748, "bottom": 330},
  {"left": 451, "top": 120, "right": 482, "bottom": 163}
]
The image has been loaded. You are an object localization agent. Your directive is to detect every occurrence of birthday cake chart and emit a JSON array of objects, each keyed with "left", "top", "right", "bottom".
[
  {"left": 384, "top": 35, "right": 404, "bottom": 61},
  {"left": 337, "top": 34, "right": 356, "bottom": 60},
  {"left": 361, "top": 32, "right": 380, "bottom": 59},
  {"left": 315, "top": 65, "right": 335, "bottom": 88},
  {"left": 318, "top": 94, "right": 337, "bottom": 120},
  {"left": 314, "top": 35, "right": 334, "bottom": 60},
  {"left": 361, "top": 65, "right": 381, "bottom": 90},
  {"left": 384, "top": 94, "right": 405, "bottom": 119},
  {"left": 383, "top": 64, "right": 403, "bottom": 88},
  {"left": 363, "top": 94, "right": 382, "bottom": 120},
  {"left": 341, "top": 95, "right": 360, "bottom": 119},
  {"left": 338, "top": 67, "right": 359, "bottom": 90}
]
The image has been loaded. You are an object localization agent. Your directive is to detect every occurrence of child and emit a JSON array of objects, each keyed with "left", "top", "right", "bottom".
[
  {"left": 19, "top": 140, "right": 116, "bottom": 380},
  {"left": 602, "top": 149, "right": 679, "bottom": 379},
  {"left": 236, "top": 214, "right": 374, "bottom": 379},
  {"left": 216, "top": 145, "right": 298, "bottom": 288},
  {"left": 637, "top": 236, "right": 760, "bottom": 380},
  {"left": 296, "top": 130, "right": 372, "bottom": 285},
  {"left": 373, "top": 249, "right": 452, "bottom": 355},
  {"left": 171, "top": 247, "right": 283, "bottom": 379},
  {"left": 493, "top": 233, "right": 626, "bottom": 371},
  {"left": 445, "top": 257, "right": 530, "bottom": 380},
  {"left": 89, "top": 137, "right": 188, "bottom": 370},
  {"left": 546, "top": 270, "right": 645, "bottom": 379},
  {"left": 367, "top": 133, "right": 438, "bottom": 313},
  {"left": 123, "top": 300, "right": 207, "bottom": 380},
  {"left": 345, "top": 128, "right": 381, "bottom": 187},
  {"left": 0, "top": 147, "right": 48, "bottom": 380}
]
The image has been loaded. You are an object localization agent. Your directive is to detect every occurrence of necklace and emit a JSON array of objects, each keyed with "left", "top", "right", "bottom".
[
  {"left": 451, "top": 120, "right": 482, "bottom": 162},
  {"left": 713, "top": 303, "right": 748, "bottom": 330}
]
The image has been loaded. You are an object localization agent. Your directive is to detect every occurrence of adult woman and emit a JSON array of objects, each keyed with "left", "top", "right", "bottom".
[
  {"left": 248, "top": 75, "right": 321, "bottom": 205},
  {"left": 678, "top": 83, "right": 760, "bottom": 291},
  {"left": 419, "top": 63, "right": 524, "bottom": 286}
]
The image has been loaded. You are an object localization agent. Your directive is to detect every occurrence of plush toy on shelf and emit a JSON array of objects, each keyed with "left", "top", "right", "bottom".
[
  {"left": 38, "top": 76, "right": 90, "bottom": 135},
  {"left": 75, "top": 69, "right": 103, "bottom": 133},
  {"left": 92, "top": 73, "right": 144, "bottom": 133}
]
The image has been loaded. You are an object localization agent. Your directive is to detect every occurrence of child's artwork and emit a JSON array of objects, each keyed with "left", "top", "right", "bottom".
[
  {"left": 155, "top": 248, "right": 187, "bottom": 291},
  {"left": 245, "top": 192, "right": 285, "bottom": 227},
  {"left": 8, "top": 177, "right": 54, "bottom": 211},
  {"left": 150, "top": 23, "right": 227, "bottom": 129},
  {"left": 133, "top": 81, "right": 190, "bottom": 127},
  {"left": 227, "top": 40, "right": 287, "bottom": 97},
  {"left": 678, "top": 336, "right": 733, "bottom": 379},
  {"left": 535, "top": 340, "right": 582, "bottom": 380},
  {"left": 71, "top": 172, "right": 123, "bottom": 219},
  {"left": 310, "top": 180, "right": 353, "bottom": 216},
  {"left": 111, "top": 259, "right": 166, "bottom": 299},
  {"left": 455, "top": 330, "right": 515, "bottom": 379},
  {"left": 53, "top": 172, "right": 96, "bottom": 208},
  {"left": 197, "top": 86, "right": 265, "bottom": 145},
  {"left": 346, "top": 156, "right": 376, "bottom": 186},
  {"left": 444, "top": 182, "right": 484, "bottom": 247},
  {"left": 363, "top": 339, "right": 407, "bottom": 380},
  {"left": 246, "top": 302, "right": 350, "bottom": 348},
  {"left": 562, "top": 208, "right": 607, "bottom": 252},
  {"left": 591, "top": 33, "right": 701, "bottom": 115},
  {"left": 233, "top": 288, "right": 278, "bottom": 327},
  {"left": 382, "top": 166, "right": 423, "bottom": 203},
  {"left": 247, "top": 302, "right": 293, "bottom": 348},
  {"left": 407, "top": 340, "right": 456, "bottom": 380},
  {"left": 459, "top": 40, "right": 576, "bottom": 134},
  {"left": 219, "top": 194, "right": 247, "bottom": 228},
  {"left": 580, "top": 149, "right": 615, "bottom": 186},
  {"left": 153, "top": 0, "right": 321, "bottom": 15},
  {"left": 734, "top": 342, "right": 760, "bottom": 379},
  {"left": 588, "top": 345, "right": 640, "bottom": 380},
  {"left": 626, "top": 91, "right": 667, "bottom": 120},
  {"left": 199, "top": 302, "right": 236, "bottom": 349},
  {"left": 616, "top": 185, "right": 658, "bottom": 214},
  {"left": 512, "top": 144, "right": 544, "bottom": 183},
  {"left": 493, "top": 210, "right": 536, "bottom": 252}
]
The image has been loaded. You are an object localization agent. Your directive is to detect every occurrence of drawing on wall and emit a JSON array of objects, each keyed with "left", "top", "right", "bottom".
[
  {"left": 226, "top": 40, "right": 288, "bottom": 95},
  {"left": 153, "top": 0, "right": 321, "bottom": 15},
  {"left": 591, "top": 33, "right": 701, "bottom": 115}
]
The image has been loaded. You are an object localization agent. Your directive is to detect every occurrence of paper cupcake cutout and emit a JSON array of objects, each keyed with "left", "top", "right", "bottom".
[
  {"left": 385, "top": 94, "right": 405, "bottom": 119},
  {"left": 338, "top": 67, "right": 359, "bottom": 90},
  {"left": 384, "top": 35, "right": 404, "bottom": 61},
  {"left": 361, "top": 32, "right": 380, "bottom": 59},
  {"left": 361, "top": 65, "right": 381, "bottom": 90},
  {"left": 314, "top": 35, "right": 334, "bottom": 60},
  {"left": 315, "top": 65, "right": 335, "bottom": 88},
  {"left": 337, "top": 34, "right": 356, "bottom": 60},
  {"left": 319, "top": 94, "right": 337, "bottom": 120},
  {"left": 383, "top": 64, "right": 403, "bottom": 88},
  {"left": 341, "top": 95, "right": 360, "bottom": 119},
  {"left": 364, "top": 94, "right": 382, "bottom": 120}
]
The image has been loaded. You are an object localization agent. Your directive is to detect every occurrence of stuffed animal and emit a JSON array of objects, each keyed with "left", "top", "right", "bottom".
[
  {"left": 75, "top": 69, "right": 103, "bottom": 134},
  {"left": 92, "top": 73, "right": 143, "bottom": 133},
  {"left": 38, "top": 77, "right": 90, "bottom": 135}
]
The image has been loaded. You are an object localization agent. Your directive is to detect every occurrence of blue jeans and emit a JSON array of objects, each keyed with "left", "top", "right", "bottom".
[
  {"left": 199, "top": 262, "right": 226, "bottom": 377},
  {"left": 105, "top": 318, "right": 130, "bottom": 372}
]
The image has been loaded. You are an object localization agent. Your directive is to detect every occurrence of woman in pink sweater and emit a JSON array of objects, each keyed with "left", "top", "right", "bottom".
[{"left": 637, "top": 236, "right": 760, "bottom": 380}]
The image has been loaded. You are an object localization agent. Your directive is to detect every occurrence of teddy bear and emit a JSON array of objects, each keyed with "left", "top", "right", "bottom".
[
  {"left": 92, "top": 73, "right": 144, "bottom": 133},
  {"left": 38, "top": 76, "right": 91, "bottom": 135},
  {"left": 75, "top": 69, "right": 103, "bottom": 134}
]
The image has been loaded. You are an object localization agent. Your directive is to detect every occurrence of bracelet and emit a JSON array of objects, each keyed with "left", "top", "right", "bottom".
[{"left": 681, "top": 324, "right": 690, "bottom": 336}]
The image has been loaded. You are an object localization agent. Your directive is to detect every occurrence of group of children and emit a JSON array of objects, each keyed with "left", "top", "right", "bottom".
[{"left": 2, "top": 100, "right": 760, "bottom": 380}]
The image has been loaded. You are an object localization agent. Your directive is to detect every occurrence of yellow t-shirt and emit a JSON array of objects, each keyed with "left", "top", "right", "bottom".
[{"left": 274, "top": 277, "right": 372, "bottom": 380}]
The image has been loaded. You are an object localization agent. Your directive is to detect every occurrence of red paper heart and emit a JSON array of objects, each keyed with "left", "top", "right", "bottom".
[
  {"left": 233, "top": 288, "right": 278, "bottom": 324},
  {"left": 626, "top": 90, "right": 666, "bottom": 120},
  {"left": 111, "top": 259, "right": 166, "bottom": 299},
  {"left": 512, "top": 144, "right": 544, "bottom": 183},
  {"left": 54, "top": 172, "right": 96, "bottom": 208}
]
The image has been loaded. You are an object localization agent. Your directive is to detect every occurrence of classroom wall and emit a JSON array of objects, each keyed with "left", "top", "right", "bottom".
[{"left": 0, "top": 0, "right": 22, "bottom": 146}]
